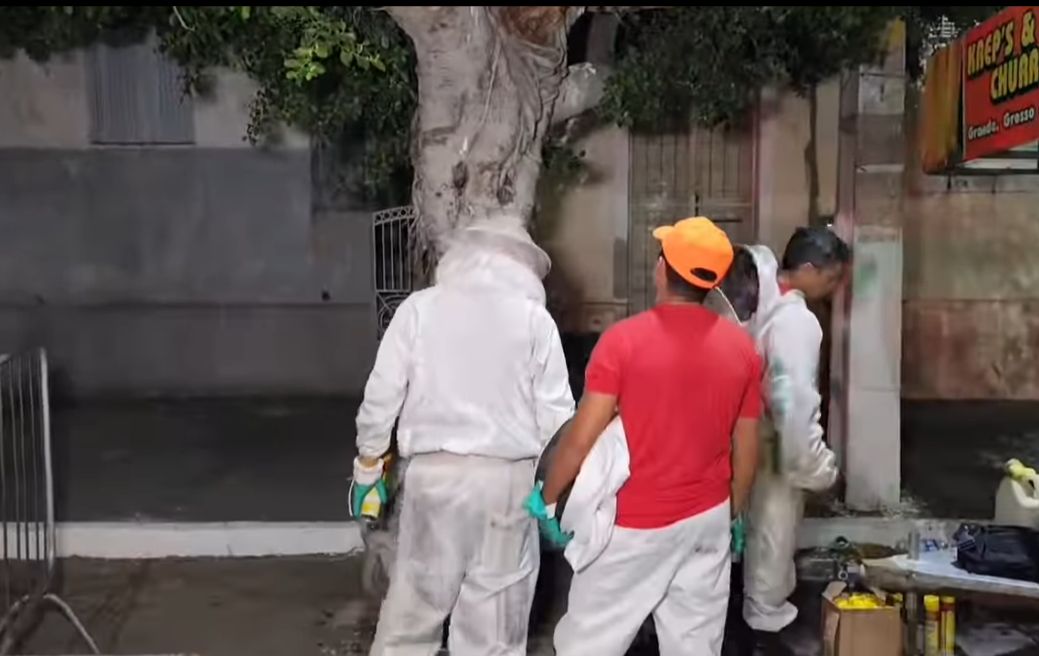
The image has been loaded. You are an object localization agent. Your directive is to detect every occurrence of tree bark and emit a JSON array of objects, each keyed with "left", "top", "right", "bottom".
[{"left": 388, "top": 6, "right": 604, "bottom": 254}]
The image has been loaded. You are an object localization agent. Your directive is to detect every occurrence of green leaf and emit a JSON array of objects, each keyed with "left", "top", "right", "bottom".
[
  {"left": 339, "top": 49, "right": 353, "bottom": 67},
  {"left": 313, "top": 42, "right": 329, "bottom": 59}
]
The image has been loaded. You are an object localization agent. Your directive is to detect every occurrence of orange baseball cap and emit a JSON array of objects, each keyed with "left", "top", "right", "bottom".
[{"left": 652, "top": 217, "right": 734, "bottom": 289}]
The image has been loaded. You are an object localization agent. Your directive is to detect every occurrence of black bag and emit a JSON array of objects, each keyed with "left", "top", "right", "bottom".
[{"left": 954, "top": 523, "right": 1039, "bottom": 583}]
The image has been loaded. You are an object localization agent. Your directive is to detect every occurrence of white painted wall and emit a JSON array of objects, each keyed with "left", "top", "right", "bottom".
[
  {"left": 755, "top": 78, "right": 841, "bottom": 253},
  {"left": 193, "top": 69, "right": 309, "bottom": 150},
  {"left": 0, "top": 49, "right": 308, "bottom": 151},
  {"left": 0, "top": 51, "right": 91, "bottom": 148},
  {"left": 539, "top": 124, "right": 631, "bottom": 333}
]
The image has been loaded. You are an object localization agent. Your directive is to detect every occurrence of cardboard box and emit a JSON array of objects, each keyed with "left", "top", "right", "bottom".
[{"left": 821, "top": 582, "right": 902, "bottom": 656}]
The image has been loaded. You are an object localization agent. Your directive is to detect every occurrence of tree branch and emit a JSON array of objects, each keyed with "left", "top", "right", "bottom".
[
  {"left": 586, "top": 6, "right": 669, "bottom": 12},
  {"left": 385, "top": 6, "right": 453, "bottom": 42},
  {"left": 552, "top": 62, "right": 611, "bottom": 124}
]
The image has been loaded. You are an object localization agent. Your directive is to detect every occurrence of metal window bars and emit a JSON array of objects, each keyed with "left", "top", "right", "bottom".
[
  {"left": 372, "top": 205, "right": 420, "bottom": 338},
  {"left": 0, "top": 349, "right": 98, "bottom": 654}
]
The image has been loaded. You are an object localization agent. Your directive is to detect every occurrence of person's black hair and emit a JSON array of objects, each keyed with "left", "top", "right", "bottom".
[
  {"left": 780, "top": 226, "right": 852, "bottom": 272},
  {"left": 662, "top": 253, "right": 710, "bottom": 303},
  {"left": 719, "top": 246, "right": 759, "bottom": 322}
]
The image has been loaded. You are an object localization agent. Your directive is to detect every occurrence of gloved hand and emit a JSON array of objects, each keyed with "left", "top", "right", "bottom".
[
  {"left": 731, "top": 515, "right": 746, "bottom": 557},
  {"left": 524, "top": 481, "right": 572, "bottom": 549},
  {"left": 351, "top": 456, "right": 389, "bottom": 519}
]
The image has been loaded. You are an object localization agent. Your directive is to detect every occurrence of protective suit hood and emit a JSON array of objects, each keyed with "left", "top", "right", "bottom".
[
  {"left": 744, "top": 245, "right": 794, "bottom": 341},
  {"left": 435, "top": 220, "right": 549, "bottom": 305}
]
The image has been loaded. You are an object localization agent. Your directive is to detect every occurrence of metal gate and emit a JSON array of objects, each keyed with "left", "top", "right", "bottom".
[
  {"left": 627, "top": 121, "right": 756, "bottom": 313},
  {"left": 0, "top": 349, "right": 97, "bottom": 654},
  {"left": 371, "top": 206, "right": 419, "bottom": 338}
]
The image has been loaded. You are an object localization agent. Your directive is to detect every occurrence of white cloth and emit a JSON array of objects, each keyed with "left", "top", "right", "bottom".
[
  {"left": 554, "top": 500, "right": 732, "bottom": 656},
  {"left": 559, "top": 417, "right": 630, "bottom": 572},
  {"left": 355, "top": 223, "right": 575, "bottom": 461},
  {"left": 370, "top": 453, "right": 539, "bottom": 656},
  {"left": 741, "top": 245, "right": 839, "bottom": 632}
]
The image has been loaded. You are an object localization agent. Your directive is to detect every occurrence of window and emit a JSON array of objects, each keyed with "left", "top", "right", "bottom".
[{"left": 86, "top": 40, "right": 194, "bottom": 145}]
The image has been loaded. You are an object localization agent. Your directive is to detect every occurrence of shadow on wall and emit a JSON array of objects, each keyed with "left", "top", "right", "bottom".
[{"left": 560, "top": 332, "right": 601, "bottom": 401}]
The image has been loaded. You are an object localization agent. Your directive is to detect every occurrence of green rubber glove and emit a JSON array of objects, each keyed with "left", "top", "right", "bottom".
[
  {"left": 731, "top": 515, "right": 746, "bottom": 557},
  {"left": 524, "top": 482, "right": 573, "bottom": 549}
]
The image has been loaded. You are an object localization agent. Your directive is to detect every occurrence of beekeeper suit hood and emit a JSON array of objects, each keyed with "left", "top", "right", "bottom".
[
  {"left": 435, "top": 218, "right": 551, "bottom": 303},
  {"left": 357, "top": 217, "right": 574, "bottom": 655},
  {"left": 740, "top": 244, "right": 839, "bottom": 634},
  {"left": 356, "top": 217, "right": 572, "bottom": 462}
]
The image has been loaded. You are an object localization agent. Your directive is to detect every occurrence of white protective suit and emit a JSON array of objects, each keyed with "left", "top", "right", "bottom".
[
  {"left": 558, "top": 417, "right": 630, "bottom": 572},
  {"left": 356, "top": 220, "right": 575, "bottom": 656},
  {"left": 552, "top": 289, "right": 741, "bottom": 656},
  {"left": 741, "top": 245, "right": 839, "bottom": 633}
]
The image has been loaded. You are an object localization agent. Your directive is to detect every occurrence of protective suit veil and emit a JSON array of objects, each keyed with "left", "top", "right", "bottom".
[
  {"left": 357, "top": 218, "right": 575, "bottom": 655},
  {"left": 740, "top": 245, "right": 839, "bottom": 633}
]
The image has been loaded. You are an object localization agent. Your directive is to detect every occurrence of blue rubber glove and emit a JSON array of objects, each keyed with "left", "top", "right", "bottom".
[
  {"left": 731, "top": 515, "right": 746, "bottom": 557},
  {"left": 524, "top": 481, "right": 572, "bottom": 549},
  {"left": 351, "top": 457, "right": 389, "bottom": 519}
]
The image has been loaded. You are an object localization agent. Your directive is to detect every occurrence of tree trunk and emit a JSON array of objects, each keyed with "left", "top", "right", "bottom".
[{"left": 388, "top": 6, "right": 606, "bottom": 254}]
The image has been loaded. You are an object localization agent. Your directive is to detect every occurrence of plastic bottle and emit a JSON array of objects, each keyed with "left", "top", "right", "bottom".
[
  {"left": 359, "top": 455, "right": 394, "bottom": 521},
  {"left": 940, "top": 596, "right": 955, "bottom": 656},
  {"left": 994, "top": 458, "right": 1039, "bottom": 528},
  {"left": 905, "top": 594, "right": 920, "bottom": 655},
  {"left": 360, "top": 486, "right": 384, "bottom": 520},
  {"left": 924, "top": 595, "right": 941, "bottom": 656}
]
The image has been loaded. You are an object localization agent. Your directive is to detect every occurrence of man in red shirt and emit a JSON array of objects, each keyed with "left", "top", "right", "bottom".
[{"left": 536, "top": 217, "right": 763, "bottom": 656}]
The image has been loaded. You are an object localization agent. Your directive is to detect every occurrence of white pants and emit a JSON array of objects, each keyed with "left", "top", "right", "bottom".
[
  {"left": 742, "top": 469, "right": 804, "bottom": 632},
  {"left": 554, "top": 500, "right": 732, "bottom": 656},
  {"left": 370, "top": 453, "right": 539, "bottom": 656}
]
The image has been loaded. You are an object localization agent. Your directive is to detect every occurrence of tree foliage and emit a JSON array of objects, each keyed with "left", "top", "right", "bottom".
[
  {"left": 0, "top": 6, "right": 415, "bottom": 197},
  {"left": 0, "top": 6, "right": 1000, "bottom": 196},
  {"left": 600, "top": 6, "right": 998, "bottom": 131}
]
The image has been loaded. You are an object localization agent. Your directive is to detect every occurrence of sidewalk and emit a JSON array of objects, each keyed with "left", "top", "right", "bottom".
[
  {"left": 25, "top": 555, "right": 1039, "bottom": 655},
  {"left": 29, "top": 557, "right": 377, "bottom": 656},
  {"left": 29, "top": 555, "right": 571, "bottom": 656}
]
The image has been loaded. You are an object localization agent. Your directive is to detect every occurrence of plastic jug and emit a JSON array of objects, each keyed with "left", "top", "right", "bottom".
[{"left": 994, "top": 458, "right": 1039, "bottom": 528}]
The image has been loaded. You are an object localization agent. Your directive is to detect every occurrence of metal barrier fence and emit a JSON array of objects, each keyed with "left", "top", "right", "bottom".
[{"left": 0, "top": 349, "right": 97, "bottom": 654}]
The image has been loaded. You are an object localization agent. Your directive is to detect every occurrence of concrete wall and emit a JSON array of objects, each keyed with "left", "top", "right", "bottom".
[
  {"left": 0, "top": 50, "right": 377, "bottom": 397},
  {"left": 537, "top": 82, "right": 843, "bottom": 333},
  {"left": 757, "top": 79, "right": 841, "bottom": 253},
  {"left": 902, "top": 96, "right": 1039, "bottom": 399},
  {"left": 539, "top": 124, "right": 631, "bottom": 333}
]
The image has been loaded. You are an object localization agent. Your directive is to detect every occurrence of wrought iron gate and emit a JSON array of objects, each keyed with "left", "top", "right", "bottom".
[{"left": 371, "top": 206, "right": 419, "bottom": 338}]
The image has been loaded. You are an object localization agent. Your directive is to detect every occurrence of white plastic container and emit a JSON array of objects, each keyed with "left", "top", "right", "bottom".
[{"left": 994, "top": 459, "right": 1039, "bottom": 528}]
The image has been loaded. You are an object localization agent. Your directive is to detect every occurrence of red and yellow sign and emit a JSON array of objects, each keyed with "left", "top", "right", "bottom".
[{"left": 963, "top": 6, "right": 1039, "bottom": 160}]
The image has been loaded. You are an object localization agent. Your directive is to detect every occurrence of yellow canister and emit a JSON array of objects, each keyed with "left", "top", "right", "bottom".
[
  {"left": 940, "top": 596, "right": 956, "bottom": 656},
  {"left": 924, "top": 595, "right": 941, "bottom": 656}
]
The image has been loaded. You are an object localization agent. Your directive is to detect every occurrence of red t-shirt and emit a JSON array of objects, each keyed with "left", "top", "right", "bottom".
[{"left": 585, "top": 304, "right": 763, "bottom": 529}]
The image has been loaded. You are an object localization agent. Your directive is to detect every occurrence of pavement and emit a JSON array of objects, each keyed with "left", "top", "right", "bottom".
[
  {"left": 26, "top": 554, "right": 579, "bottom": 656},
  {"left": 51, "top": 397, "right": 358, "bottom": 522},
  {"left": 21, "top": 554, "right": 1039, "bottom": 656},
  {"left": 27, "top": 556, "right": 377, "bottom": 656},
  {"left": 49, "top": 396, "right": 1039, "bottom": 525}
]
